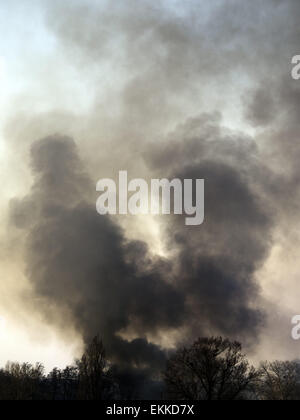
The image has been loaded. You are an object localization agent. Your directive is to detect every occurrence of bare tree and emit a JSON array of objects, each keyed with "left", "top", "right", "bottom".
[
  {"left": 1, "top": 362, "right": 45, "bottom": 400},
  {"left": 259, "top": 361, "right": 300, "bottom": 400},
  {"left": 77, "top": 335, "right": 116, "bottom": 400},
  {"left": 164, "top": 337, "right": 261, "bottom": 400},
  {"left": 48, "top": 365, "right": 79, "bottom": 400},
  {"left": 48, "top": 367, "right": 62, "bottom": 400},
  {"left": 61, "top": 366, "right": 79, "bottom": 400}
]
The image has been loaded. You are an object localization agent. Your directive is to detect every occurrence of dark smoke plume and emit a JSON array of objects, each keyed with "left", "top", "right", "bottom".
[
  {"left": 11, "top": 136, "right": 187, "bottom": 397},
  {"left": 11, "top": 118, "right": 274, "bottom": 396}
]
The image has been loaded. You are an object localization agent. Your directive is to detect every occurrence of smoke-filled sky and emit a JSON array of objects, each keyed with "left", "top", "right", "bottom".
[{"left": 1, "top": 0, "right": 300, "bottom": 394}]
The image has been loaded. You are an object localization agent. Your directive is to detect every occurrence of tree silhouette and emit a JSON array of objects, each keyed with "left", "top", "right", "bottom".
[
  {"left": 76, "top": 335, "right": 119, "bottom": 400},
  {"left": 164, "top": 336, "right": 261, "bottom": 400},
  {"left": 0, "top": 336, "right": 119, "bottom": 400},
  {"left": 0, "top": 362, "right": 45, "bottom": 400},
  {"left": 259, "top": 361, "right": 300, "bottom": 400},
  {"left": 1, "top": 335, "right": 300, "bottom": 400}
]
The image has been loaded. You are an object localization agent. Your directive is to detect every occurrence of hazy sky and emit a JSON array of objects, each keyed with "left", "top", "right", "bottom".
[{"left": 1, "top": 0, "right": 300, "bottom": 375}]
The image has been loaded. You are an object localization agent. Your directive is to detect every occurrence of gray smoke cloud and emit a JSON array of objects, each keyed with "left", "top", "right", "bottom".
[
  {"left": 5, "top": 0, "right": 300, "bottom": 397},
  {"left": 11, "top": 136, "right": 185, "bottom": 359},
  {"left": 146, "top": 113, "right": 274, "bottom": 341},
  {"left": 9, "top": 120, "right": 273, "bottom": 396}
]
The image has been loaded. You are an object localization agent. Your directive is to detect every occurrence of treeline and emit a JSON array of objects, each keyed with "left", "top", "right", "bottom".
[
  {"left": 1, "top": 336, "right": 300, "bottom": 400},
  {"left": 0, "top": 336, "right": 118, "bottom": 400}
]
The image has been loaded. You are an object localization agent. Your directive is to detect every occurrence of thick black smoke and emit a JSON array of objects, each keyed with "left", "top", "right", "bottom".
[
  {"left": 10, "top": 114, "right": 274, "bottom": 396},
  {"left": 10, "top": 135, "right": 187, "bottom": 397},
  {"left": 146, "top": 113, "right": 274, "bottom": 343}
]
